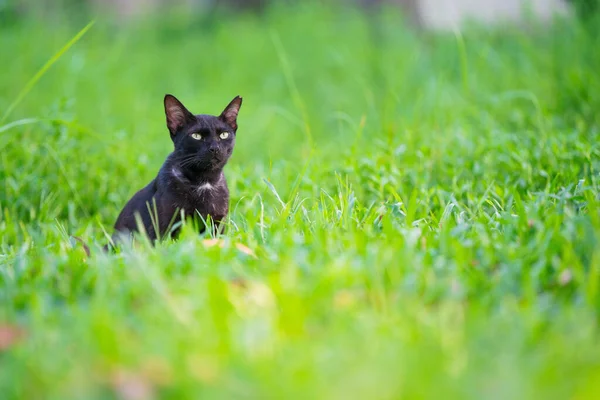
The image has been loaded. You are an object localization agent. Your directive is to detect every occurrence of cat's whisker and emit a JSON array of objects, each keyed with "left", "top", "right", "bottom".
[
  {"left": 175, "top": 154, "right": 200, "bottom": 166},
  {"left": 175, "top": 154, "right": 196, "bottom": 163},
  {"left": 179, "top": 157, "right": 200, "bottom": 169}
]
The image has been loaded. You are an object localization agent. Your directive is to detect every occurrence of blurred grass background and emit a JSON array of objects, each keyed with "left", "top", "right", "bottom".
[{"left": 1, "top": 0, "right": 600, "bottom": 399}]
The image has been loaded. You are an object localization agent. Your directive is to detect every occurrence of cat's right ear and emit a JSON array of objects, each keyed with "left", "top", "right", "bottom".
[{"left": 164, "top": 94, "right": 195, "bottom": 136}]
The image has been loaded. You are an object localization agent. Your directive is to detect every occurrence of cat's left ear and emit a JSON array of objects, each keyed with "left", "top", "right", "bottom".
[{"left": 220, "top": 96, "right": 243, "bottom": 131}]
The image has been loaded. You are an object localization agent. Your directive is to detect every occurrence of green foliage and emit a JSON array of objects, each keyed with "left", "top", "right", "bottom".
[
  {"left": 1, "top": 3, "right": 600, "bottom": 399},
  {"left": 570, "top": 0, "right": 600, "bottom": 19}
]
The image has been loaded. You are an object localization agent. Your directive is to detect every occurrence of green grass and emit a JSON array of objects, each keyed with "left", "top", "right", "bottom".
[{"left": 1, "top": 3, "right": 600, "bottom": 398}]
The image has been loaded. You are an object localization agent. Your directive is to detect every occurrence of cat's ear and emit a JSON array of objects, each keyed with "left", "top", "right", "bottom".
[
  {"left": 164, "top": 94, "right": 195, "bottom": 136},
  {"left": 220, "top": 96, "right": 242, "bottom": 131}
]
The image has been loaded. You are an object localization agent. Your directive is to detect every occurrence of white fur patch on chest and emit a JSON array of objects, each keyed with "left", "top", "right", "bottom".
[{"left": 196, "top": 182, "right": 214, "bottom": 194}]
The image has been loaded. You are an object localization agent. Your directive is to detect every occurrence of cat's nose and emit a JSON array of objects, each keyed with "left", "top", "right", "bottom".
[{"left": 209, "top": 145, "right": 218, "bottom": 154}]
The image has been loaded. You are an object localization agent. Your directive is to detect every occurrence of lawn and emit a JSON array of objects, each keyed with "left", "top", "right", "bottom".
[{"left": 1, "top": 3, "right": 600, "bottom": 399}]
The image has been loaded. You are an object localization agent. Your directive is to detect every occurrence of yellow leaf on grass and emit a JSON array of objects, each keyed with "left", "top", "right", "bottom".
[{"left": 201, "top": 239, "right": 257, "bottom": 258}]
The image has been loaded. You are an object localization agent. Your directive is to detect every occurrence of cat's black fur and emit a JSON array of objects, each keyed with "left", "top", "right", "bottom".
[{"left": 108, "top": 94, "right": 242, "bottom": 247}]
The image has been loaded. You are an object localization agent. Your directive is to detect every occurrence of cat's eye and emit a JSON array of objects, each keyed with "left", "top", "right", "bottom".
[
  {"left": 191, "top": 133, "right": 202, "bottom": 140},
  {"left": 220, "top": 132, "right": 230, "bottom": 140}
]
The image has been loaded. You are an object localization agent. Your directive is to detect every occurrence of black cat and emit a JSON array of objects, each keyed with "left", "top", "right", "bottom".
[
  {"left": 116, "top": 94, "right": 242, "bottom": 242},
  {"left": 75, "top": 94, "right": 242, "bottom": 254}
]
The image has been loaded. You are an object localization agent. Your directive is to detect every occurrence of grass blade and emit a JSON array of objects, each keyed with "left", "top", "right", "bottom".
[{"left": 1, "top": 20, "right": 95, "bottom": 124}]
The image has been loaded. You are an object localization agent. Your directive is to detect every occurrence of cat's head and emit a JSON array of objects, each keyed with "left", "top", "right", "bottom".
[{"left": 164, "top": 94, "right": 242, "bottom": 171}]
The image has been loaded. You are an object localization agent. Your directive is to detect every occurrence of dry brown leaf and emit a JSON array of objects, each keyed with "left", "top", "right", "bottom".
[
  {"left": 202, "top": 238, "right": 222, "bottom": 248},
  {"left": 229, "top": 277, "right": 249, "bottom": 289},
  {"left": 187, "top": 354, "right": 221, "bottom": 384},
  {"left": 201, "top": 239, "right": 257, "bottom": 258},
  {"left": 140, "top": 357, "right": 173, "bottom": 386},
  {"left": 333, "top": 290, "right": 358, "bottom": 310},
  {"left": 0, "top": 324, "right": 26, "bottom": 351},
  {"left": 234, "top": 243, "right": 256, "bottom": 258},
  {"left": 111, "top": 370, "right": 155, "bottom": 400},
  {"left": 107, "top": 357, "right": 174, "bottom": 400},
  {"left": 559, "top": 269, "right": 573, "bottom": 286},
  {"left": 228, "top": 281, "right": 276, "bottom": 317}
]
